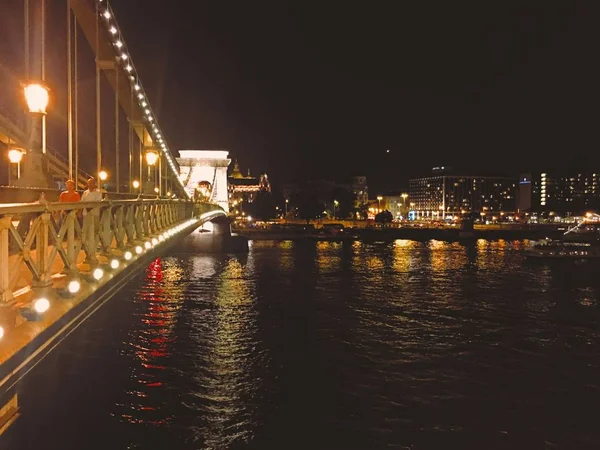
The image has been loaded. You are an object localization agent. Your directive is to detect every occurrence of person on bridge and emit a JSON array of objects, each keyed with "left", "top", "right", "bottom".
[
  {"left": 59, "top": 179, "right": 81, "bottom": 203},
  {"left": 81, "top": 178, "right": 103, "bottom": 237},
  {"left": 56, "top": 179, "right": 81, "bottom": 230}
]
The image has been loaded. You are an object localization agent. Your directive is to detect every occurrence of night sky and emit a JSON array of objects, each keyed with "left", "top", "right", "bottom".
[{"left": 3, "top": 1, "right": 598, "bottom": 193}]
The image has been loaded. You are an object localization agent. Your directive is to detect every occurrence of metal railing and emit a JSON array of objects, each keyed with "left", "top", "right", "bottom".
[{"left": 0, "top": 199, "right": 223, "bottom": 303}]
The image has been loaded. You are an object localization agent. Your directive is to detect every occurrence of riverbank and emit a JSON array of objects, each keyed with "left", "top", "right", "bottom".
[{"left": 234, "top": 226, "right": 563, "bottom": 241}]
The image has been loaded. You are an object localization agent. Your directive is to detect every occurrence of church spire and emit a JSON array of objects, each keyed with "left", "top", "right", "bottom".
[{"left": 231, "top": 159, "right": 243, "bottom": 178}]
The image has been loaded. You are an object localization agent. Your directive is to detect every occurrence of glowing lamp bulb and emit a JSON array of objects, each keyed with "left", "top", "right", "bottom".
[
  {"left": 151, "top": 238, "right": 158, "bottom": 246},
  {"left": 99, "top": 170, "right": 108, "bottom": 181},
  {"left": 110, "top": 259, "right": 120, "bottom": 269},
  {"left": 145, "top": 150, "right": 159, "bottom": 166},
  {"left": 144, "top": 241, "right": 151, "bottom": 250},
  {"left": 68, "top": 280, "right": 81, "bottom": 294},
  {"left": 33, "top": 298, "right": 50, "bottom": 313},
  {"left": 24, "top": 83, "right": 49, "bottom": 114},
  {"left": 8, "top": 149, "right": 23, "bottom": 163},
  {"left": 93, "top": 268, "right": 104, "bottom": 280},
  {"left": 132, "top": 180, "right": 140, "bottom": 189},
  {"left": 135, "top": 246, "right": 143, "bottom": 254},
  {"left": 124, "top": 251, "right": 132, "bottom": 260},
  {"left": 158, "top": 235, "right": 165, "bottom": 242}
]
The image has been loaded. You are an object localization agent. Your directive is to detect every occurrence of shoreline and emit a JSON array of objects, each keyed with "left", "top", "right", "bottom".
[{"left": 234, "top": 227, "right": 563, "bottom": 242}]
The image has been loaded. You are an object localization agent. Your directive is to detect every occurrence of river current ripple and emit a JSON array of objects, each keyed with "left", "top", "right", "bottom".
[{"left": 4, "top": 238, "right": 600, "bottom": 449}]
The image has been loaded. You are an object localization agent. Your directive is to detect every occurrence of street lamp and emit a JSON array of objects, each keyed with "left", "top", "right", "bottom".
[
  {"left": 333, "top": 199, "right": 339, "bottom": 219},
  {"left": 24, "top": 83, "right": 49, "bottom": 156},
  {"left": 24, "top": 83, "right": 49, "bottom": 114},
  {"left": 401, "top": 192, "right": 408, "bottom": 208},
  {"left": 145, "top": 149, "right": 159, "bottom": 181},
  {"left": 377, "top": 195, "right": 383, "bottom": 211},
  {"left": 285, "top": 198, "right": 289, "bottom": 222},
  {"left": 8, "top": 149, "right": 24, "bottom": 183}
]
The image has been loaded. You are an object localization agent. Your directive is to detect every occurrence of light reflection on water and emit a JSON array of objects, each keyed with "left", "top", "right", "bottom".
[{"left": 7, "top": 238, "right": 600, "bottom": 450}]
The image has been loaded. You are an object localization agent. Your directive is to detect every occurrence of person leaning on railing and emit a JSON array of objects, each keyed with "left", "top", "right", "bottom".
[
  {"left": 56, "top": 179, "right": 81, "bottom": 230},
  {"left": 81, "top": 177, "right": 104, "bottom": 241}
]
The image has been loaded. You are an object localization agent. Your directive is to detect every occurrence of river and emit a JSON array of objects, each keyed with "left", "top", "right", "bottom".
[{"left": 3, "top": 238, "right": 600, "bottom": 449}]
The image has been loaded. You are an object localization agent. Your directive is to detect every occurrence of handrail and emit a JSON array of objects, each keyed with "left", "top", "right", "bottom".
[
  {"left": 0, "top": 198, "right": 195, "bottom": 215},
  {"left": 0, "top": 199, "right": 225, "bottom": 305}
]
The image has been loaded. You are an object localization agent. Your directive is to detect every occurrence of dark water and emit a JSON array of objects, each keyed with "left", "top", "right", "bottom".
[{"left": 4, "top": 238, "right": 600, "bottom": 449}]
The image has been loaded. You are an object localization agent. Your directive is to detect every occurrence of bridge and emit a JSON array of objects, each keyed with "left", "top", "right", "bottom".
[{"left": 0, "top": 0, "right": 236, "bottom": 432}]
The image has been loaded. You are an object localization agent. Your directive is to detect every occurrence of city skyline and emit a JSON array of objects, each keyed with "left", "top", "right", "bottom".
[{"left": 2, "top": 1, "right": 598, "bottom": 195}]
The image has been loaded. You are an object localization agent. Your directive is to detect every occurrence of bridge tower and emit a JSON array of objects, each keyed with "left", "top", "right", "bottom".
[{"left": 177, "top": 150, "right": 230, "bottom": 212}]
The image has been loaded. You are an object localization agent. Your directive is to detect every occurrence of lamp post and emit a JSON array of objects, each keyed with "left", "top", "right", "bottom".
[
  {"left": 377, "top": 195, "right": 383, "bottom": 212},
  {"left": 24, "top": 82, "right": 49, "bottom": 154},
  {"left": 333, "top": 199, "right": 339, "bottom": 220},
  {"left": 145, "top": 149, "right": 159, "bottom": 194},
  {"left": 21, "top": 82, "right": 50, "bottom": 187},
  {"left": 8, "top": 149, "right": 24, "bottom": 184},
  {"left": 285, "top": 198, "right": 289, "bottom": 222}
]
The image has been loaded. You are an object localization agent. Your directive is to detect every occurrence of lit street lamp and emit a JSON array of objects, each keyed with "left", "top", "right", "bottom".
[
  {"left": 8, "top": 149, "right": 24, "bottom": 183},
  {"left": 24, "top": 82, "right": 49, "bottom": 156},
  {"left": 377, "top": 195, "right": 383, "bottom": 212},
  {"left": 145, "top": 150, "right": 159, "bottom": 179},
  {"left": 24, "top": 83, "right": 49, "bottom": 114},
  {"left": 333, "top": 199, "right": 339, "bottom": 219},
  {"left": 285, "top": 198, "right": 289, "bottom": 222}
]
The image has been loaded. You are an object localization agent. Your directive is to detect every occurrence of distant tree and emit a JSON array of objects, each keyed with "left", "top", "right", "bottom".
[
  {"left": 375, "top": 210, "right": 393, "bottom": 226},
  {"left": 356, "top": 203, "right": 369, "bottom": 220},
  {"left": 291, "top": 191, "right": 324, "bottom": 224},
  {"left": 248, "top": 190, "right": 276, "bottom": 221},
  {"left": 329, "top": 187, "right": 355, "bottom": 219}
]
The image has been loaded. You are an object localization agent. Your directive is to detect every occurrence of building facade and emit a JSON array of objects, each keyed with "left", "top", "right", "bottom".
[
  {"left": 351, "top": 176, "right": 369, "bottom": 208},
  {"left": 409, "top": 174, "right": 516, "bottom": 217},
  {"left": 228, "top": 160, "right": 271, "bottom": 213},
  {"left": 518, "top": 172, "right": 600, "bottom": 214}
]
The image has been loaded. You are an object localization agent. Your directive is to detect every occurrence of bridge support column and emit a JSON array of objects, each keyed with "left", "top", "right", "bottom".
[
  {"left": 0, "top": 217, "right": 12, "bottom": 303},
  {"left": 14, "top": 152, "right": 51, "bottom": 189},
  {"left": 189, "top": 217, "right": 248, "bottom": 253},
  {"left": 32, "top": 212, "right": 52, "bottom": 287},
  {"left": 82, "top": 212, "right": 98, "bottom": 267}
]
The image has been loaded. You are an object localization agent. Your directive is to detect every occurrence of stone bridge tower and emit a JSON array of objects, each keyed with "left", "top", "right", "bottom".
[{"left": 177, "top": 150, "right": 231, "bottom": 212}]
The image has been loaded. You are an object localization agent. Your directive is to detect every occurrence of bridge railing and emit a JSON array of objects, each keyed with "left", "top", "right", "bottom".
[{"left": 0, "top": 199, "right": 221, "bottom": 304}]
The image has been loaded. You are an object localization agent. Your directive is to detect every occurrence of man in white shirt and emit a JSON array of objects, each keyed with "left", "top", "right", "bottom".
[
  {"left": 81, "top": 178, "right": 103, "bottom": 244},
  {"left": 81, "top": 177, "right": 103, "bottom": 205}
]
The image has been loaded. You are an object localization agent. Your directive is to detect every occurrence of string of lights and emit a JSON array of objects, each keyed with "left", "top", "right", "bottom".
[{"left": 97, "top": 0, "right": 188, "bottom": 197}]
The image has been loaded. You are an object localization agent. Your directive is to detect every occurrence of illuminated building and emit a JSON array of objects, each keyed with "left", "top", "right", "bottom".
[
  {"left": 518, "top": 172, "right": 600, "bottom": 214},
  {"left": 351, "top": 176, "right": 369, "bottom": 208},
  {"left": 409, "top": 171, "right": 516, "bottom": 218},
  {"left": 228, "top": 160, "right": 271, "bottom": 210}
]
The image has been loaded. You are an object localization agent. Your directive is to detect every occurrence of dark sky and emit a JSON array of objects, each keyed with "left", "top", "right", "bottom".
[{"left": 110, "top": 1, "right": 597, "bottom": 192}]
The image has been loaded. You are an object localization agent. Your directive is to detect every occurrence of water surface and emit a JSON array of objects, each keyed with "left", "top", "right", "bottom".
[{"left": 4, "top": 238, "right": 600, "bottom": 449}]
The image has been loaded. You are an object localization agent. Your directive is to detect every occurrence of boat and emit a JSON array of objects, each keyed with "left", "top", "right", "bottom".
[
  {"left": 526, "top": 214, "right": 600, "bottom": 259},
  {"left": 526, "top": 239, "right": 600, "bottom": 259},
  {"left": 563, "top": 220, "right": 600, "bottom": 243}
]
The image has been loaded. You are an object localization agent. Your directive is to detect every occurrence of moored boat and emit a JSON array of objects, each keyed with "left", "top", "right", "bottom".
[{"left": 526, "top": 239, "right": 600, "bottom": 259}]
